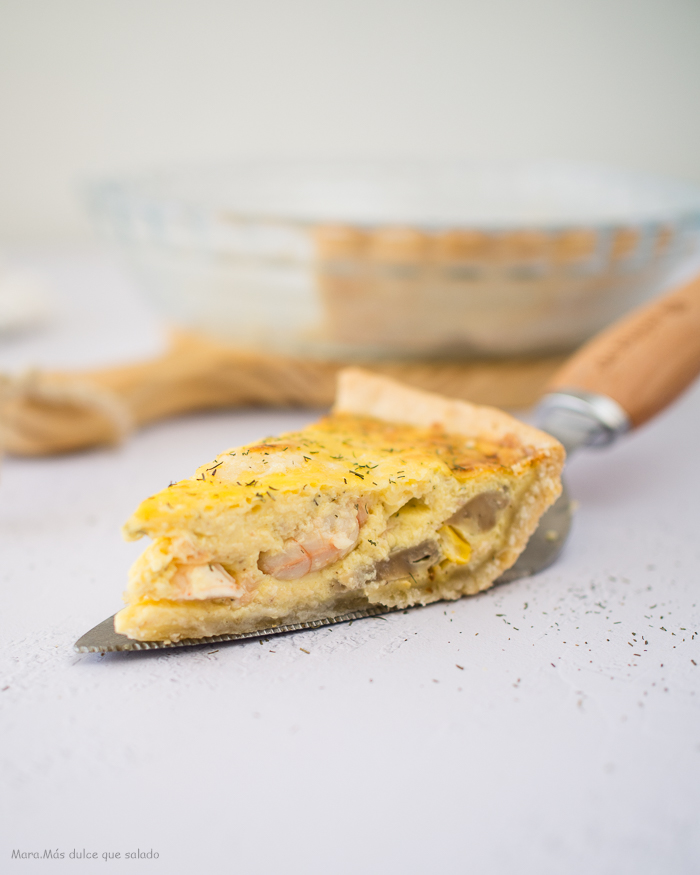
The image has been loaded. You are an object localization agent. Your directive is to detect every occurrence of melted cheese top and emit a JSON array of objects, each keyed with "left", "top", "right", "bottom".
[{"left": 124, "top": 413, "right": 534, "bottom": 539}]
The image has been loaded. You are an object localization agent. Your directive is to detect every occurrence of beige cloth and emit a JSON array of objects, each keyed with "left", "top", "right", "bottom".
[{"left": 0, "top": 331, "right": 564, "bottom": 456}]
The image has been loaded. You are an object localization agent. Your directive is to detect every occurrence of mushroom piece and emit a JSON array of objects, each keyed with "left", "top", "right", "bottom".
[
  {"left": 447, "top": 490, "right": 509, "bottom": 533},
  {"left": 375, "top": 540, "right": 441, "bottom": 581}
]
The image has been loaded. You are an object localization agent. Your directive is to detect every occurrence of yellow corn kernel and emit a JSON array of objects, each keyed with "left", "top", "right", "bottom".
[{"left": 439, "top": 525, "right": 472, "bottom": 565}]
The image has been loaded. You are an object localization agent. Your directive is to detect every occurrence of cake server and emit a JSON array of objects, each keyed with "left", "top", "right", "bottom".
[{"left": 75, "top": 271, "right": 700, "bottom": 652}]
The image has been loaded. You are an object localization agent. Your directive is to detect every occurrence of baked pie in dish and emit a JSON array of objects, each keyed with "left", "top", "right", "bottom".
[{"left": 115, "top": 369, "right": 564, "bottom": 641}]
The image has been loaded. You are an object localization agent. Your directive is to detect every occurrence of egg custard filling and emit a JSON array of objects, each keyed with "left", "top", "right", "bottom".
[{"left": 115, "top": 370, "right": 564, "bottom": 642}]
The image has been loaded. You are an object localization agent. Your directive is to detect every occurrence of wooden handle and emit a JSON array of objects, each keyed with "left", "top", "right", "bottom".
[{"left": 549, "top": 272, "right": 700, "bottom": 428}]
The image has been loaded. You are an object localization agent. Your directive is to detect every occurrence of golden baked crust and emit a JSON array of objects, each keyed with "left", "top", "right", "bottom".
[
  {"left": 335, "top": 368, "right": 560, "bottom": 451},
  {"left": 115, "top": 369, "right": 564, "bottom": 641}
]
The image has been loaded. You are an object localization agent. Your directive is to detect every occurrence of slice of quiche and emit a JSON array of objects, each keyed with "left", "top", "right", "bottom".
[{"left": 115, "top": 369, "right": 564, "bottom": 641}]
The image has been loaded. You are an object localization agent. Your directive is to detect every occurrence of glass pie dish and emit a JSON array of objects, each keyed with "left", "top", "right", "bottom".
[{"left": 89, "top": 160, "right": 700, "bottom": 360}]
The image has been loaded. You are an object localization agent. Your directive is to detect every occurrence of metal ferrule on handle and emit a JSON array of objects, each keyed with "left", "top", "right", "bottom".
[{"left": 535, "top": 389, "right": 631, "bottom": 455}]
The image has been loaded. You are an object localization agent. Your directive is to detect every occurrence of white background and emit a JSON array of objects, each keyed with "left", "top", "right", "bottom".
[
  {"left": 1, "top": 0, "right": 700, "bottom": 242},
  {"left": 1, "top": 252, "right": 699, "bottom": 874}
]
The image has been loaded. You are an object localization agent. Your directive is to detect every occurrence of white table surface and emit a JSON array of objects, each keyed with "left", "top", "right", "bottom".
[{"left": 2, "top": 250, "right": 700, "bottom": 875}]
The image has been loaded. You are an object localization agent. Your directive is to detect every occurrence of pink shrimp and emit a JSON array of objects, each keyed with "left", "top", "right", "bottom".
[{"left": 258, "top": 501, "right": 368, "bottom": 581}]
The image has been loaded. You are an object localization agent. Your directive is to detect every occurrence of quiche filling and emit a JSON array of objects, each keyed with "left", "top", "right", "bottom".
[{"left": 115, "top": 371, "right": 563, "bottom": 642}]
